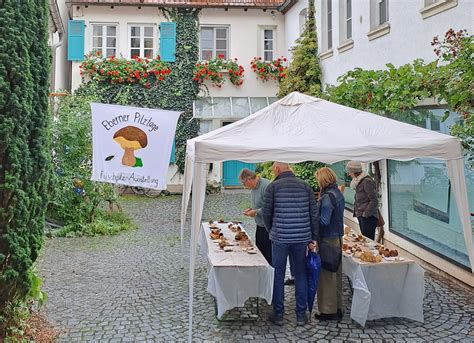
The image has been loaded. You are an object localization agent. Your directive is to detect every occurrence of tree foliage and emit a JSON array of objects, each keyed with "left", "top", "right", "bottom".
[
  {"left": 325, "top": 29, "right": 473, "bottom": 164},
  {"left": 0, "top": 0, "right": 51, "bottom": 327},
  {"left": 278, "top": 0, "right": 321, "bottom": 97},
  {"left": 325, "top": 60, "right": 436, "bottom": 126},
  {"left": 48, "top": 88, "right": 134, "bottom": 237}
]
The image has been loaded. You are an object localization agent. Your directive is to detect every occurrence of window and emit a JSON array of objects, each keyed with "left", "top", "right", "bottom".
[
  {"left": 368, "top": 0, "right": 390, "bottom": 40},
  {"left": 299, "top": 8, "right": 308, "bottom": 34},
  {"left": 129, "top": 25, "right": 155, "bottom": 58},
  {"left": 420, "top": 0, "right": 458, "bottom": 19},
  {"left": 194, "top": 97, "right": 275, "bottom": 118},
  {"left": 321, "top": 0, "right": 333, "bottom": 55},
  {"left": 331, "top": 161, "right": 355, "bottom": 210},
  {"left": 378, "top": 0, "right": 389, "bottom": 25},
  {"left": 338, "top": 0, "right": 354, "bottom": 51},
  {"left": 262, "top": 29, "right": 275, "bottom": 61},
  {"left": 388, "top": 109, "right": 472, "bottom": 269},
  {"left": 200, "top": 26, "right": 229, "bottom": 60},
  {"left": 327, "top": 0, "right": 333, "bottom": 49},
  {"left": 346, "top": 0, "right": 352, "bottom": 39},
  {"left": 91, "top": 24, "right": 117, "bottom": 57},
  {"left": 199, "top": 120, "right": 212, "bottom": 135}
]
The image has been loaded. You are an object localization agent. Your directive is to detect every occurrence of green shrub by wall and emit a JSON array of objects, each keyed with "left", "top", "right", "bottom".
[{"left": 0, "top": 1, "right": 51, "bottom": 328}]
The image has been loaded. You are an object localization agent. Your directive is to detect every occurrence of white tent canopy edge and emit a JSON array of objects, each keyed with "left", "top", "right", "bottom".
[{"left": 181, "top": 92, "right": 473, "bottom": 342}]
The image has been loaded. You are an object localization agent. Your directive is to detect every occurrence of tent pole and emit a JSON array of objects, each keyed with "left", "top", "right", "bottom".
[
  {"left": 446, "top": 158, "right": 474, "bottom": 271},
  {"left": 188, "top": 162, "right": 208, "bottom": 342}
]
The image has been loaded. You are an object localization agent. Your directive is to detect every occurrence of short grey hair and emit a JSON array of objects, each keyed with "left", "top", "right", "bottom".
[{"left": 238, "top": 168, "right": 257, "bottom": 184}]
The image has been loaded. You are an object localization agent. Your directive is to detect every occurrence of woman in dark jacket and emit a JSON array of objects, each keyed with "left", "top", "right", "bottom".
[
  {"left": 313, "top": 167, "right": 345, "bottom": 321},
  {"left": 346, "top": 161, "right": 379, "bottom": 240}
]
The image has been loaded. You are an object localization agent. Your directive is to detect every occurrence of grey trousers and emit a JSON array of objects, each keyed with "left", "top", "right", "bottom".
[{"left": 317, "top": 237, "right": 342, "bottom": 314}]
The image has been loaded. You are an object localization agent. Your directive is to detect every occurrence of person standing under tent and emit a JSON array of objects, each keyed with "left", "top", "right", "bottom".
[
  {"left": 239, "top": 168, "right": 272, "bottom": 265},
  {"left": 346, "top": 161, "right": 379, "bottom": 240},
  {"left": 262, "top": 162, "right": 319, "bottom": 326},
  {"left": 313, "top": 167, "right": 345, "bottom": 321}
]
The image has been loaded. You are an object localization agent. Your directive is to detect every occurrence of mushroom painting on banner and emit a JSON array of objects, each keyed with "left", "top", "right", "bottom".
[{"left": 91, "top": 103, "right": 181, "bottom": 190}]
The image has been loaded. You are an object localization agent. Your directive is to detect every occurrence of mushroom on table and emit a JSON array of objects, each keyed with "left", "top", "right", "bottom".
[{"left": 113, "top": 126, "right": 148, "bottom": 167}]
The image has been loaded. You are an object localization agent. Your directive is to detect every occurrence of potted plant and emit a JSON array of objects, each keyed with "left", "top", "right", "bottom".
[
  {"left": 250, "top": 56, "right": 288, "bottom": 82},
  {"left": 193, "top": 54, "right": 245, "bottom": 87}
]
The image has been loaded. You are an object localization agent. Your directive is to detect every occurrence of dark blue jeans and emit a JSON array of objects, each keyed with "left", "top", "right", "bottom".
[
  {"left": 358, "top": 216, "right": 378, "bottom": 240},
  {"left": 272, "top": 241, "right": 308, "bottom": 318}
]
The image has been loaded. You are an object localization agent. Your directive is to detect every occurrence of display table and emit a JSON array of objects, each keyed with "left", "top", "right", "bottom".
[
  {"left": 342, "top": 235, "right": 425, "bottom": 326},
  {"left": 199, "top": 222, "right": 274, "bottom": 318}
]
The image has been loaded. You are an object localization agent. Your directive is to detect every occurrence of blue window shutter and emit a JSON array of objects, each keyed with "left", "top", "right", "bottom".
[
  {"left": 160, "top": 22, "right": 176, "bottom": 62},
  {"left": 67, "top": 20, "right": 85, "bottom": 61},
  {"left": 169, "top": 138, "right": 176, "bottom": 164}
]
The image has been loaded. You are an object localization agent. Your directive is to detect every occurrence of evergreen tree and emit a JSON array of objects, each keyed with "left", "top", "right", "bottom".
[
  {"left": 278, "top": 0, "right": 321, "bottom": 97},
  {"left": 0, "top": 0, "right": 51, "bottom": 321}
]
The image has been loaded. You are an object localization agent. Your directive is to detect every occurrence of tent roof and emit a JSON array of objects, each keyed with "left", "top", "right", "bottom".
[{"left": 187, "top": 92, "right": 463, "bottom": 164}]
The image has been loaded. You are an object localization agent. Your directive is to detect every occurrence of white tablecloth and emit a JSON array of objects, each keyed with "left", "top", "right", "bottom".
[
  {"left": 199, "top": 222, "right": 274, "bottom": 318},
  {"left": 342, "top": 254, "right": 425, "bottom": 326}
]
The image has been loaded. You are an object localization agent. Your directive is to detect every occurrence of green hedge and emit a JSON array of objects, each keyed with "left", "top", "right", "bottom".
[{"left": 0, "top": 0, "right": 51, "bottom": 328}]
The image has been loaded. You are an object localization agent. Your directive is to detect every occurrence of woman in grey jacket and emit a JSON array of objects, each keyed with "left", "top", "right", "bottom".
[{"left": 346, "top": 161, "right": 379, "bottom": 240}]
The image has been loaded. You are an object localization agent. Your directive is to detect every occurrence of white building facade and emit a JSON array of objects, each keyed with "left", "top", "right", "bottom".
[
  {"left": 283, "top": 0, "right": 474, "bottom": 285},
  {"left": 63, "top": 0, "right": 286, "bottom": 189}
]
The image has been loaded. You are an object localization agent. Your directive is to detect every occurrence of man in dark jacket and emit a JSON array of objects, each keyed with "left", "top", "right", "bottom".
[{"left": 262, "top": 162, "right": 319, "bottom": 326}]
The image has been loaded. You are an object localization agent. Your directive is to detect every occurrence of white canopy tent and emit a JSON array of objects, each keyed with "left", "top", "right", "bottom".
[{"left": 180, "top": 92, "right": 473, "bottom": 341}]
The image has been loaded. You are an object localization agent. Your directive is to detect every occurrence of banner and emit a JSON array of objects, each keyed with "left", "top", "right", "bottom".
[{"left": 91, "top": 103, "right": 181, "bottom": 190}]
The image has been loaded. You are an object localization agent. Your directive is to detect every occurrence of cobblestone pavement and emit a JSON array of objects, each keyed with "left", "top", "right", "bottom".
[{"left": 38, "top": 193, "right": 474, "bottom": 342}]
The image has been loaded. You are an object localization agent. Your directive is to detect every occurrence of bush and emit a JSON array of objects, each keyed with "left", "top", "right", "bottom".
[
  {"left": 0, "top": 1, "right": 51, "bottom": 327},
  {"left": 256, "top": 161, "right": 326, "bottom": 191},
  {"left": 48, "top": 91, "right": 133, "bottom": 237},
  {"left": 51, "top": 210, "right": 135, "bottom": 238}
]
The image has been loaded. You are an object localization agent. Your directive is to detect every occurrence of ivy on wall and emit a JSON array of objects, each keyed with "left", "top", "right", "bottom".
[{"left": 77, "top": 7, "right": 201, "bottom": 173}]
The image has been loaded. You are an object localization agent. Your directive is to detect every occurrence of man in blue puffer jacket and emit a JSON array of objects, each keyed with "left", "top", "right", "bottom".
[{"left": 262, "top": 162, "right": 319, "bottom": 326}]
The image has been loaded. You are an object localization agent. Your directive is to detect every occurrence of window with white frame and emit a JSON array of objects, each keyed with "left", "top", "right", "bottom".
[
  {"left": 299, "top": 8, "right": 308, "bottom": 34},
  {"left": 378, "top": 0, "right": 389, "bottom": 25},
  {"left": 368, "top": 0, "right": 390, "bottom": 35},
  {"left": 338, "top": 0, "right": 352, "bottom": 44},
  {"left": 200, "top": 26, "right": 229, "bottom": 60},
  {"left": 327, "top": 0, "right": 333, "bottom": 49},
  {"left": 92, "top": 24, "right": 117, "bottom": 57},
  {"left": 346, "top": 0, "right": 352, "bottom": 39},
  {"left": 129, "top": 25, "right": 155, "bottom": 58},
  {"left": 262, "top": 28, "right": 276, "bottom": 61},
  {"left": 194, "top": 97, "right": 276, "bottom": 119},
  {"left": 420, "top": 0, "right": 458, "bottom": 19}
]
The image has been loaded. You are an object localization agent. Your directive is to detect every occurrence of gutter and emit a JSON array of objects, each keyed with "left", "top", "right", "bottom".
[
  {"left": 66, "top": 0, "right": 281, "bottom": 9},
  {"left": 50, "top": 0, "right": 65, "bottom": 92}
]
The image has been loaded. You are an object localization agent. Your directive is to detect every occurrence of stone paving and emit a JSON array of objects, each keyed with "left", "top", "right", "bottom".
[{"left": 38, "top": 193, "right": 474, "bottom": 342}]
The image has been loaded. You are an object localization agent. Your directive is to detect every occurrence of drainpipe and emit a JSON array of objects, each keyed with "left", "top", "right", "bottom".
[{"left": 50, "top": 0, "right": 65, "bottom": 92}]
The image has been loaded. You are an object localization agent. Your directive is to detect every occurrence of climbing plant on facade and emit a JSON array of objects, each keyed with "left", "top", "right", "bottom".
[
  {"left": 324, "top": 29, "right": 473, "bottom": 163},
  {"left": 278, "top": 0, "right": 321, "bottom": 97},
  {"left": 0, "top": 0, "right": 51, "bottom": 333}
]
